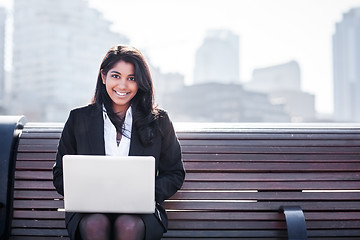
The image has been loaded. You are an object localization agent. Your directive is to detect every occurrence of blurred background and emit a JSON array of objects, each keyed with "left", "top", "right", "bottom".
[{"left": 0, "top": 0, "right": 359, "bottom": 123}]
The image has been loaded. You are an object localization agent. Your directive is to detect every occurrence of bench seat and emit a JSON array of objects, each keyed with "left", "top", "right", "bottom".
[{"left": 5, "top": 122, "right": 360, "bottom": 239}]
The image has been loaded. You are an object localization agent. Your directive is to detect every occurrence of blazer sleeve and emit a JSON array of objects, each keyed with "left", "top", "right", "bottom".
[
  {"left": 53, "top": 110, "right": 77, "bottom": 196},
  {"left": 155, "top": 112, "right": 185, "bottom": 204}
]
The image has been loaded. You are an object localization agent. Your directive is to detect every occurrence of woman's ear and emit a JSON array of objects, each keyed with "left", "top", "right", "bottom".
[{"left": 101, "top": 70, "right": 106, "bottom": 84}]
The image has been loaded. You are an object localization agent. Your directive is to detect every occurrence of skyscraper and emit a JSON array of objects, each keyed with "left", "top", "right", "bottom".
[
  {"left": 12, "top": 0, "right": 128, "bottom": 121},
  {"left": 333, "top": 7, "right": 360, "bottom": 122},
  {"left": 0, "top": 7, "right": 5, "bottom": 113},
  {"left": 193, "top": 29, "right": 240, "bottom": 84}
]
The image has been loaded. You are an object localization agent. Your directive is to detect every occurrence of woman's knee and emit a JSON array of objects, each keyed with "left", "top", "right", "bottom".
[
  {"left": 114, "top": 215, "right": 145, "bottom": 239},
  {"left": 79, "top": 214, "right": 110, "bottom": 239}
]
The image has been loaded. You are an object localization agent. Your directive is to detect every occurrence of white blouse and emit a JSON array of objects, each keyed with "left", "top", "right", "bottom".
[{"left": 103, "top": 106, "right": 132, "bottom": 156}]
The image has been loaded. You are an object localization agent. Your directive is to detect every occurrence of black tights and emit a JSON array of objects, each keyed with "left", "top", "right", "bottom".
[{"left": 79, "top": 214, "right": 145, "bottom": 240}]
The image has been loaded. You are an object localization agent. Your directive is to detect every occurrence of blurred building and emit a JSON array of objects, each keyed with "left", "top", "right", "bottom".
[
  {"left": 0, "top": 8, "right": 5, "bottom": 114},
  {"left": 150, "top": 64, "right": 185, "bottom": 105},
  {"left": 193, "top": 29, "right": 240, "bottom": 84},
  {"left": 162, "top": 82, "right": 290, "bottom": 122},
  {"left": 245, "top": 60, "right": 316, "bottom": 122},
  {"left": 12, "top": 0, "right": 128, "bottom": 121},
  {"left": 333, "top": 7, "right": 360, "bottom": 122}
]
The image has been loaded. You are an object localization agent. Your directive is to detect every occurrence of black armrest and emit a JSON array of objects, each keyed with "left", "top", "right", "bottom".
[
  {"left": 0, "top": 116, "right": 27, "bottom": 239},
  {"left": 281, "top": 206, "right": 308, "bottom": 240}
]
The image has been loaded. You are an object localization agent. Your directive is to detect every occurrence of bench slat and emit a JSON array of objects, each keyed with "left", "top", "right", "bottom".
[
  {"left": 170, "top": 191, "right": 360, "bottom": 201},
  {"left": 13, "top": 190, "right": 63, "bottom": 200},
  {"left": 183, "top": 153, "right": 360, "bottom": 161},
  {"left": 10, "top": 237, "right": 69, "bottom": 240},
  {"left": 184, "top": 172, "right": 360, "bottom": 181},
  {"left": 168, "top": 220, "right": 286, "bottom": 229},
  {"left": 180, "top": 181, "right": 360, "bottom": 190},
  {"left": 183, "top": 162, "right": 360, "bottom": 172},
  {"left": 166, "top": 211, "right": 360, "bottom": 221},
  {"left": 13, "top": 179, "right": 360, "bottom": 191},
  {"left": 163, "top": 230, "right": 288, "bottom": 238},
  {"left": 13, "top": 200, "right": 63, "bottom": 209},
  {"left": 163, "top": 201, "right": 360, "bottom": 211},
  {"left": 11, "top": 228, "right": 68, "bottom": 237},
  {"left": 180, "top": 139, "right": 360, "bottom": 147},
  {"left": 12, "top": 220, "right": 65, "bottom": 228},
  {"left": 13, "top": 210, "right": 65, "bottom": 219}
]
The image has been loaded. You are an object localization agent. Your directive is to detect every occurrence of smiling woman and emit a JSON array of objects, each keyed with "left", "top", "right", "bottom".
[{"left": 52, "top": 45, "right": 186, "bottom": 240}]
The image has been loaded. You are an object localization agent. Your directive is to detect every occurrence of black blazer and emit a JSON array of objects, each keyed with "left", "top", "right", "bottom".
[{"left": 53, "top": 103, "right": 185, "bottom": 230}]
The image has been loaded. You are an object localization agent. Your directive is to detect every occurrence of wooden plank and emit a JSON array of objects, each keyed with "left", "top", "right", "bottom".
[
  {"left": 19, "top": 132, "right": 62, "bottom": 139},
  {"left": 14, "top": 181, "right": 55, "bottom": 190},
  {"left": 181, "top": 145, "right": 360, "bottom": 154},
  {"left": 183, "top": 162, "right": 360, "bottom": 172},
  {"left": 305, "top": 212, "right": 360, "bottom": 220},
  {"left": 16, "top": 153, "right": 56, "bottom": 161},
  {"left": 184, "top": 172, "right": 360, "bottom": 181},
  {"left": 307, "top": 229, "right": 360, "bottom": 237},
  {"left": 17, "top": 145, "right": 58, "bottom": 152},
  {"left": 13, "top": 190, "right": 63, "bottom": 200},
  {"left": 170, "top": 191, "right": 360, "bottom": 201},
  {"left": 163, "top": 201, "right": 360, "bottom": 211},
  {"left": 166, "top": 211, "right": 360, "bottom": 221},
  {"left": 166, "top": 211, "right": 284, "bottom": 221},
  {"left": 15, "top": 161, "right": 54, "bottom": 170},
  {"left": 11, "top": 228, "right": 68, "bottom": 237},
  {"left": 180, "top": 181, "right": 360, "bottom": 190},
  {"left": 163, "top": 230, "right": 287, "bottom": 238},
  {"left": 15, "top": 171, "right": 53, "bottom": 180},
  {"left": 179, "top": 139, "right": 360, "bottom": 147},
  {"left": 12, "top": 219, "right": 65, "bottom": 228},
  {"left": 14, "top": 179, "right": 360, "bottom": 191},
  {"left": 10, "top": 237, "right": 69, "bottom": 240},
  {"left": 168, "top": 220, "right": 286, "bottom": 230},
  {"left": 13, "top": 200, "right": 64, "bottom": 209},
  {"left": 12, "top": 210, "right": 65, "bottom": 219},
  {"left": 176, "top": 132, "right": 360, "bottom": 141},
  {"left": 18, "top": 138, "right": 60, "bottom": 145},
  {"left": 307, "top": 220, "right": 360, "bottom": 229},
  {"left": 182, "top": 153, "right": 360, "bottom": 162}
]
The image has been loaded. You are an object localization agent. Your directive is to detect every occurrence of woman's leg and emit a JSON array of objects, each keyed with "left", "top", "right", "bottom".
[
  {"left": 79, "top": 213, "right": 111, "bottom": 240},
  {"left": 114, "top": 214, "right": 145, "bottom": 240}
]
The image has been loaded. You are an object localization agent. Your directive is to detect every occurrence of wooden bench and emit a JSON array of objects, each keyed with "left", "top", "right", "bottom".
[{"left": 1, "top": 118, "right": 360, "bottom": 239}]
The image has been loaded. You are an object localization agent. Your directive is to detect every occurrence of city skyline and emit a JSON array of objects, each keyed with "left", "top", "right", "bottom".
[
  {"left": 1, "top": 0, "right": 360, "bottom": 118},
  {"left": 87, "top": 0, "right": 360, "bottom": 116}
]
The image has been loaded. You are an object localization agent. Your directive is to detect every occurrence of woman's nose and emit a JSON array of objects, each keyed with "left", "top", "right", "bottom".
[{"left": 117, "top": 78, "right": 126, "bottom": 89}]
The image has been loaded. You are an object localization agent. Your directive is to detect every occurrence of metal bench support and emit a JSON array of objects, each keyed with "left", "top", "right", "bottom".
[{"left": 282, "top": 206, "right": 308, "bottom": 240}]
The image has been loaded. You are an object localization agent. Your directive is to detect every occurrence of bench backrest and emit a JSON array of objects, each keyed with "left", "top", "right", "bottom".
[{"left": 9, "top": 123, "right": 360, "bottom": 239}]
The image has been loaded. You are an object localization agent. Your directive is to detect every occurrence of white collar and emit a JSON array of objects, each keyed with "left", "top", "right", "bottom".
[{"left": 102, "top": 105, "right": 133, "bottom": 156}]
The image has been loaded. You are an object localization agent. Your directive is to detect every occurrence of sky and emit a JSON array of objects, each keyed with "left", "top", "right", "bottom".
[{"left": 1, "top": 0, "right": 360, "bottom": 115}]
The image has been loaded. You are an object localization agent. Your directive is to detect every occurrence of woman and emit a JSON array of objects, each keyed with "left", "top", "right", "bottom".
[{"left": 53, "top": 45, "right": 185, "bottom": 240}]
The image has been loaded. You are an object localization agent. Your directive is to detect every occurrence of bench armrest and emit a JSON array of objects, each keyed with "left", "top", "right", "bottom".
[
  {"left": 281, "top": 206, "right": 308, "bottom": 240},
  {"left": 0, "top": 116, "right": 27, "bottom": 239}
]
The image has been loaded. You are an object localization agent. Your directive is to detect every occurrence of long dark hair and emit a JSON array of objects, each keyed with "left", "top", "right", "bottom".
[{"left": 92, "top": 45, "right": 159, "bottom": 146}]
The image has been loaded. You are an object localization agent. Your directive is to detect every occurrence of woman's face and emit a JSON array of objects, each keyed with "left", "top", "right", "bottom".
[{"left": 101, "top": 60, "right": 138, "bottom": 114}]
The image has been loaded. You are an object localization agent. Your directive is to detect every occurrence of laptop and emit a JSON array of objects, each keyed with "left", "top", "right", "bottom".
[{"left": 62, "top": 155, "right": 155, "bottom": 214}]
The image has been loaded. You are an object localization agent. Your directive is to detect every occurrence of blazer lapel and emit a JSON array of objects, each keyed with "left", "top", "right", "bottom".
[
  {"left": 129, "top": 124, "right": 145, "bottom": 156},
  {"left": 87, "top": 104, "right": 106, "bottom": 155}
]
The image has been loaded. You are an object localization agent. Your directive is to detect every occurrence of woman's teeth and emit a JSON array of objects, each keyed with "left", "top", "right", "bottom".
[{"left": 115, "top": 90, "right": 127, "bottom": 96}]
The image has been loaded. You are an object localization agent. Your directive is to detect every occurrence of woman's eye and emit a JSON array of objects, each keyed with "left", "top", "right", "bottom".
[
  {"left": 111, "top": 74, "right": 120, "bottom": 79},
  {"left": 128, "top": 76, "right": 135, "bottom": 81}
]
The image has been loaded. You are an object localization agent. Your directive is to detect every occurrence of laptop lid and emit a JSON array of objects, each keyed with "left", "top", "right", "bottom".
[{"left": 62, "top": 155, "right": 155, "bottom": 214}]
